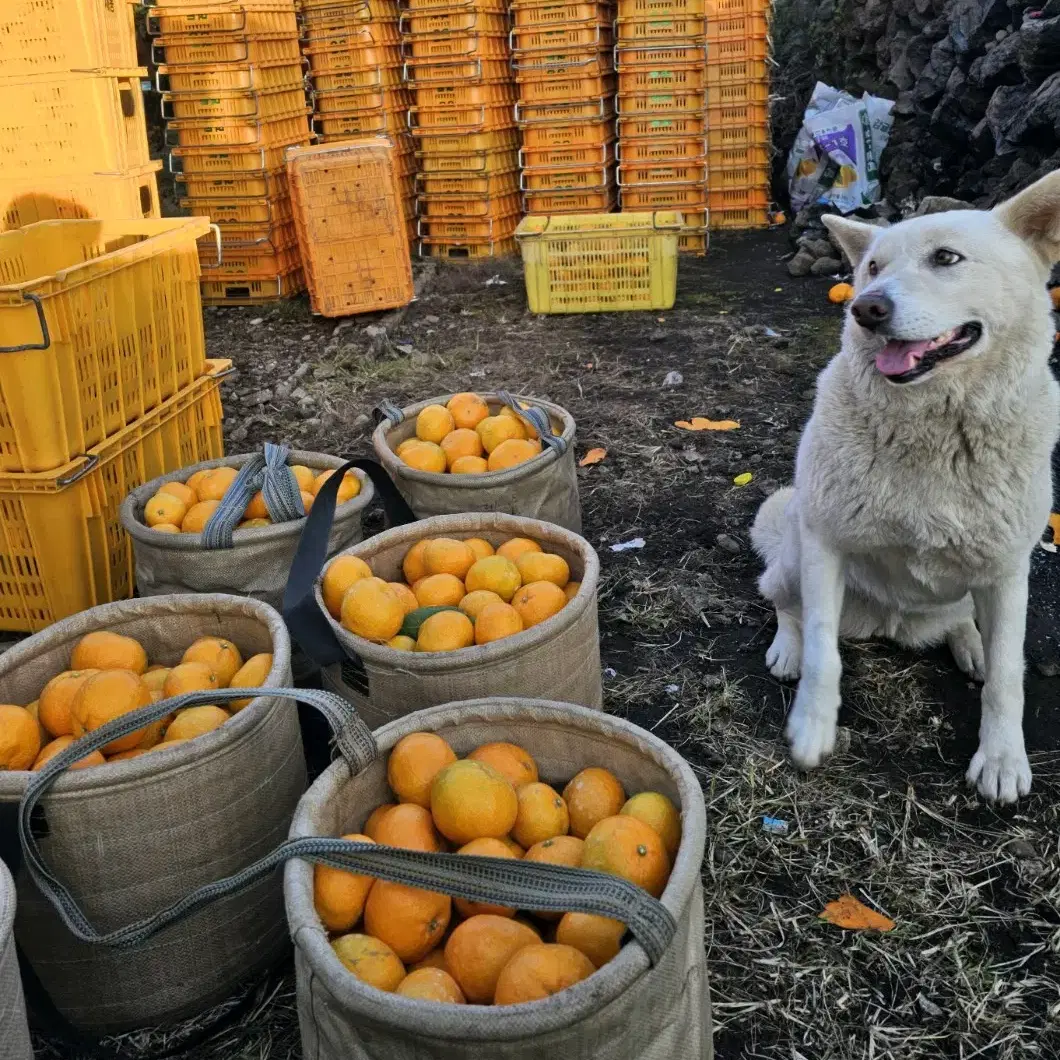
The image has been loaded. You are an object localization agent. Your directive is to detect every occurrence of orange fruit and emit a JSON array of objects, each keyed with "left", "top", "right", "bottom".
[
  {"left": 620, "top": 792, "right": 682, "bottom": 860},
  {"left": 430, "top": 760, "right": 518, "bottom": 845},
  {"left": 165, "top": 705, "right": 229, "bottom": 742},
  {"left": 402, "top": 539, "right": 432, "bottom": 584},
  {"left": 311, "top": 469, "right": 361, "bottom": 503},
  {"left": 299, "top": 490, "right": 315, "bottom": 514},
  {"left": 387, "top": 635, "right": 416, "bottom": 652},
  {"left": 453, "top": 838, "right": 518, "bottom": 919},
  {"left": 374, "top": 803, "right": 444, "bottom": 852},
  {"left": 440, "top": 428, "right": 483, "bottom": 469},
  {"left": 330, "top": 934, "right": 405, "bottom": 992},
  {"left": 464, "top": 555, "right": 521, "bottom": 601},
  {"left": 555, "top": 913, "right": 625, "bottom": 968},
  {"left": 499, "top": 835, "right": 525, "bottom": 857},
  {"left": 395, "top": 438, "right": 421, "bottom": 458},
  {"left": 524, "top": 835, "right": 584, "bottom": 869},
  {"left": 341, "top": 579, "right": 406, "bottom": 643},
  {"left": 564, "top": 581, "right": 581, "bottom": 602},
  {"left": 464, "top": 538, "right": 494, "bottom": 562},
  {"left": 182, "top": 637, "right": 243, "bottom": 687},
  {"left": 473, "top": 602, "right": 523, "bottom": 646},
  {"left": 152, "top": 523, "right": 181, "bottom": 534},
  {"left": 493, "top": 943, "right": 595, "bottom": 1005},
  {"left": 238, "top": 518, "right": 271, "bottom": 530},
  {"left": 322, "top": 555, "right": 374, "bottom": 618},
  {"left": 444, "top": 915, "right": 541, "bottom": 1004},
  {"left": 38, "top": 670, "right": 98, "bottom": 737},
  {"left": 495, "top": 537, "right": 542, "bottom": 564},
  {"left": 144, "top": 492, "right": 188, "bottom": 529},
  {"left": 410, "top": 948, "right": 449, "bottom": 973},
  {"left": 197, "top": 467, "right": 239, "bottom": 503},
  {"left": 388, "top": 732, "right": 458, "bottom": 808},
  {"left": 487, "top": 438, "right": 539, "bottom": 472},
  {"left": 363, "top": 803, "right": 396, "bottom": 841},
  {"left": 396, "top": 967, "right": 465, "bottom": 1003},
  {"left": 515, "top": 552, "right": 570, "bottom": 589},
  {"left": 401, "top": 441, "right": 447, "bottom": 474},
  {"left": 0, "top": 704, "right": 42, "bottom": 770},
  {"left": 467, "top": 742, "right": 538, "bottom": 790},
  {"left": 159, "top": 481, "right": 197, "bottom": 507},
  {"left": 71, "top": 670, "right": 153, "bottom": 754},
  {"left": 314, "top": 832, "right": 376, "bottom": 932},
  {"left": 24, "top": 700, "right": 46, "bottom": 745},
  {"left": 289, "top": 465, "right": 316, "bottom": 492},
  {"left": 228, "top": 653, "right": 273, "bottom": 712},
  {"left": 446, "top": 392, "right": 490, "bottom": 430},
  {"left": 581, "top": 815, "right": 670, "bottom": 898},
  {"left": 512, "top": 782, "right": 569, "bottom": 849},
  {"left": 424, "top": 538, "right": 477, "bottom": 580},
  {"left": 450, "top": 455, "right": 488, "bottom": 475},
  {"left": 563, "top": 768, "right": 626, "bottom": 839},
  {"left": 135, "top": 716, "right": 166, "bottom": 750},
  {"left": 416, "top": 404, "right": 455, "bottom": 444},
  {"left": 145, "top": 739, "right": 188, "bottom": 754},
  {"left": 32, "top": 735, "right": 105, "bottom": 772},
  {"left": 387, "top": 582, "right": 419, "bottom": 615},
  {"left": 71, "top": 631, "right": 148, "bottom": 674},
  {"left": 511, "top": 581, "right": 567, "bottom": 629},
  {"left": 185, "top": 469, "right": 213, "bottom": 498},
  {"left": 364, "top": 881, "right": 451, "bottom": 963},
  {"left": 500, "top": 403, "right": 540, "bottom": 441},
  {"left": 182, "top": 500, "right": 221, "bottom": 533},
  {"left": 107, "top": 748, "right": 149, "bottom": 763},
  {"left": 243, "top": 491, "right": 268, "bottom": 520},
  {"left": 458, "top": 589, "right": 504, "bottom": 622},
  {"left": 163, "top": 661, "right": 220, "bottom": 698},
  {"left": 413, "top": 573, "right": 465, "bottom": 609},
  {"left": 416, "top": 610, "right": 474, "bottom": 653},
  {"left": 476, "top": 415, "right": 524, "bottom": 453},
  {"left": 142, "top": 667, "right": 169, "bottom": 691}
]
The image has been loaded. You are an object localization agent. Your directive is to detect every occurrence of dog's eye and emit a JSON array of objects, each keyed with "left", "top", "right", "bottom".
[
  {"left": 867, "top": 260, "right": 878, "bottom": 277},
  {"left": 932, "top": 248, "right": 963, "bottom": 266}
]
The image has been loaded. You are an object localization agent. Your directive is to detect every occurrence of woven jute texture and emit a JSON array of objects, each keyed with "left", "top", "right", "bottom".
[
  {"left": 0, "top": 595, "right": 302, "bottom": 1034},
  {"left": 0, "top": 860, "right": 31, "bottom": 1060},
  {"left": 372, "top": 394, "right": 581, "bottom": 532},
  {"left": 315, "top": 513, "right": 603, "bottom": 729},
  {"left": 121, "top": 452, "right": 373, "bottom": 610},
  {"left": 286, "top": 698, "right": 712, "bottom": 1060}
]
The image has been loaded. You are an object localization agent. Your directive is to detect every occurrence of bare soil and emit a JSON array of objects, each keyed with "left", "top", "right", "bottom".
[{"left": 37, "top": 231, "right": 1060, "bottom": 1060}]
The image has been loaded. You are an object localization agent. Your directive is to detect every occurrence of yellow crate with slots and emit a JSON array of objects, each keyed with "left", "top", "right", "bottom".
[
  {"left": 418, "top": 213, "right": 520, "bottom": 242},
  {"left": 523, "top": 187, "right": 617, "bottom": 213},
  {"left": 200, "top": 268, "right": 306, "bottom": 305},
  {"left": 405, "top": 58, "right": 511, "bottom": 84},
  {"left": 200, "top": 236, "right": 301, "bottom": 280},
  {"left": 162, "top": 86, "right": 309, "bottom": 121},
  {"left": 167, "top": 114, "right": 312, "bottom": 149},
  {"left": 617, "top": 161, "right": 708, "bottom": 186},
  {"left": 416, "top": 128, "right": 519, "bottom": 155},
  {"left": 0, "top": 165, "right": 162, "bottom": 231},
  {"left": 706, "top": 12, "right": 769, "bottom": 40},
  {"left": 178, "top": 169, "right": 289, "bottom": 200},
  {"left": 707, "top": 35, "right": 769, "bottom": 63},
  {"left": 404, "top": 33, "right": 511, "bottom": 60},
  {"left": 410, "top": 105, "right": 516, "bottom": 134},
  {"left": 309, "top": 44, "right": 404, "bottom": 74},
  {"left": 417, "top": 169, "right": 520, "bottom": 196},
  {"left": 510, "top": 1, "right": 612, "bottom": 28},
  {"left": 707, "top": 98, "right": 769, "bottom": 131},
  {"left": 617, "top": 90, "right": 707, "bottom": 114},
  {"left": 302, "top": 0, "right": 400, "bottom": 20},
  {"left": 0, "top": 217, "right": 212, "bottom": 474},
  {"left": 521, "top": 142, "right": 614, "bottom": 170},
  {"left": 0, "top": 361, "right": 227, "bottom": 633},
  {"left": 170, "top": 137, "right": 309, "bottom": 176},
  {"left": 614, "top": 43, "right": 707, "bottom": 68},
  {"left": 401, "top": 9, "right": 509, "bottom": 34},
  {"left": 312, "top": 66, "right": 405, "bottom": 92},
  {"left": 154, "top": 34, "right": 302, "bottom": 66},
  {"left": 710, "top": 206, "right": 770, "bottom": 229},
  {"left": 708, "top": 185, "right": 769, "bottom": 211},
  {"left": 304, "top": 21, "right": 402, "bottom": 47},
  {"left": 0, "top": 0, "right": 138, "bottom": 77},
  {"left": 516, "top": 211, "right": 681, "bottom": 313},
  {"left": 419, "top": 238, "right": 518, "bottom": 259},
  {"left": 620, "top": 182, "right": 706, "bottom": 209},
  {"left": 521, "top": 164, "right": 613, "bottom": 192},
  {"left": 418, "top": 192, "right": 523, "bottom": 218},
  {"left": 401, "top": 0, "right": 507, "bottom": 9},
  {"left": 518, "top": 73, "right": 616, "bottom": 105},
  {"left": 182, "top": 196, "right": 293, "bottom": 227},
  {"left": 146, "top": 2, "right": 299, "bottom": 38},
  {"left": 314, "top": 109, "right": 409, "bottom": 139},
  {"left": 618, "top": 66, "right": 706, "bottom": 93},
  {"left": 706, "top": 58, "right": 770, "bottom": 86},
  {"left": 515, "top": 96, "right": 614, "bottom": 125},
  {"left": 511, "top": 22, "right": 611, "bottom": 52},
  {"left": 520, "top": 119, "right": 613, "bottom": 150},
  {"left": 706, "top": 0, "right": 772, "bottom": 12},
  {"left": 615, "top": 17, "right": 705, "bottom": 42},
  {"left": 616, "top": 136, "right": 705, "bottom": 163},
  {"left": 413, "top": 82, "right": 519, "bottom": 108},
  {"left": 618, "top": 0, "right": 706, "bottom": 13},
  {"left": 617, "top": 112, "right": 706, "bottom": 139},
  {"left": 157, "top": 61, "right": 307, "bottom": 94},
  {"left": 513, "top": 50, "right": 614, "bottom": 80},
  {"left": 709, "top": 162, "right": 771, "bottom": 189},
  {"left": 312, "top": 85, "right": 413, "bottom": 114}
]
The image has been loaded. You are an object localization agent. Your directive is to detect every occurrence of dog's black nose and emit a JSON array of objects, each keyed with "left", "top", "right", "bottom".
[{"left": 850, "top": 293, "right": 894, "bottom": 331}]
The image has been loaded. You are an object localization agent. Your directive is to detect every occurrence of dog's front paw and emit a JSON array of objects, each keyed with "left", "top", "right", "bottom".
[
  {"left": 765, "top": 626, "right": 801, "bottom": 680},
  {"left": 785, "top": 685, "right": 839, "bottom": 769},
  {"left": 966, "top": 741, "right": 1032, "bottom": 803},
  {"left": 947, "top": 621, "right": 986, "bottom": 682}
]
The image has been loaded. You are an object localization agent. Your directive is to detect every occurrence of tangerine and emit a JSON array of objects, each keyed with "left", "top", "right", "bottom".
[
  {"left": 493, "top": 943, "right": 595, "bottom": 1005},
  {"left": 413, "top": 573, "right": 465, "bottom": 608},
  {"left": 555, "top": 913, "right": 625, "bottom": 968},
  {"left": 410, "top": 948, "right": 449, "bottom": 973},
  {"left": 396, "top": 967, "right": 466, "bottom": 1004},
  {"left": 446, "top": 392, "right": 490, "bottom": 430},
  {"left": 71, "top": 631, "right": 147, "bottom": 674},
  {"left": 38, "top": 670, "right": 98, "bottom": 737},
  {"left": 159, "top": 481, "right": 197, "bottom": 508},
  {"left": 467, "top": 742, "right": 538, "bottom": 790},
  {"left": 401, "top": 441, "right": 447, "bottom": 474},
  {"left": 330, "top": 934, "right": 405, "bottom": 992},
  {"left": 511, "top": 581, "right": 567, "bottom": 629},
  {"left": 311, "top": 469, "right": 361, "bottom": 503},
  {"left": 620, "top": 791, "right": 682, "bottom": 860},
  {"left": 450, "top": 455, "right": 488, "bottom": 474},
  {"left": 512, "top": 782, "right": 569, "bottom": 849},
  {"left": 313, "top": 832, "right": 376, "bottom": 932},
  {"left": 71, "top": 670, "right": 153, "bottom": 754},
  {"left": 476, "top": 415, "right": 524, "bottom": 453},
  {"left": 416, "top": 404, "right": 456, "bottom": 444},
  {"left": 387, "top": 582, "right": 419, "bottom": 615},
  {"left": 424, "top": 538, "right": 476, "bottom": 580},
  {"left": 453, "top": 838, "right": 518, "bottom": 919},
  {"left": 185, "top": 469, "right": 214, "bottom": 498},
  {"left": 417, "top": 610, "right": 474, "bottom": 652},
  {"left": 182, "top": 500, "right": 221, "bottom": 533},
  {"left": 474, "top": 602, "right": 524, "bottom": 645},
  {"left": 387, "top": 635, "right": 416, "bottom": 651},
  {"left": 464, "top": 538, "right": 495, "bottom": 561},
  {"left": 430, "top": 760, "right": 518, "bottom": 845},
  {"left": 182, "top": 637, "right": 243, "bottom": 687},
  {"left": 141, "top": 668, "right": 170, "bottom": 694},
  {"left": 373, "top": 803, "right": 444, "bottom": 852},
  {"left": 197, "top": 467, "right": 239, "bottom": 502},
  {"left": 402, "top": 539, "right": 432, "bottom": 584},
  {"left": 31, "top": 735, "right": 105, "bottom": 772},
  {"left": 243, "top": 491, "right": 268, "bottom": 520},
  {"left": 145, "top": 492, "right": 188, "bottom": 529},
  {"left": 495, "top": 538, "right": 542, "bottom": 564},
  {"left": 341, "top": 580, "right": 405, "bottom": 643},
  {"left": 364, "top": 881, "right": 451, "bottom": 963},
  {"left": 499, "top": 403, "right": 540, "bottom": 441},
  {"left": 363, "top": 803, "right": 396, "bottom": 841},
  {"left": 440, "top": 428, "right": 484, "bottom": 469},
  {"left": 388, "top": 732, "right": 458, "bottom": 808},
  {"left": 487, "top": 438, "right": 539, "bottom": 472},
  {"left": 0, "top": 705, "right": 41, "bottom": 770},
  {"left": 581, "top": 815, "right": 670, "bottom": 898},
  {"left": 458, "top": 589, "right": 504, "bottom": 622},
  {"left": 564, "top": 581, "right": 581, "bottom": 602},
  {"left": 444, "top": 915, "right": 541, "bottom": 1004},
  {"left": 228, "top": 653, "right": 273, "bottom": 711},
  {"left": 322, "top": 555, "right": 374, "bottom": 618},
  {"left": 152, "top": 523, "right": 181, "bottom": 534},
  {"left": 163, "top": 661, "right": 219, "bottom": 698},
  {"left": 563, "top": 767, "right": 626, "bottom": 839},
  {"left": 164, "top": 705, "right": 229, "bottom": 742},
  {"left": 289, "top": 465, "right": 316, "bottom": 493},
  {"left": 464, "top": 556, "right": 521, "bottom": 601},
  {"left": 515, "top": 552, "right": 570, "bottom": 589}
]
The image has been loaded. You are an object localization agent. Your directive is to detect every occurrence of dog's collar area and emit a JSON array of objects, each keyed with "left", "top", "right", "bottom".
[{"left": 874, "top": 322, "right": 982, "bottom": 383}]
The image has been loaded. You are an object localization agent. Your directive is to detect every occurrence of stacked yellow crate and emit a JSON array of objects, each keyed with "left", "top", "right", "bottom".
[
  {"left": 301, "top": 0, "right": 417, "bottom": 247},
  {"left": 150, "top": 1, "right": 313, "bottom": 305},
  {"left": 403, "top": 0, "right": 521, "bottom": 259},
  {"left": 0, "top": 0, "right": 160, "bottom": 229},
  {"left": 512, "top": 1, "right": 617, "bottom": 217}
]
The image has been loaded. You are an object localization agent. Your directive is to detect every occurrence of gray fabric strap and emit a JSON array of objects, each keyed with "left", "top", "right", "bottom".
[
  {"left": 374, "top": 399, "right": 405, "bottom": 427},
  {"left": 496, "top": 391, "right": 566, "bottom": 454}
]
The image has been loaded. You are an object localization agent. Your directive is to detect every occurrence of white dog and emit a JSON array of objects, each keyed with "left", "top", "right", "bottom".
[{"left": 751, "top": 171, "right": 1060, "bottom": 803}]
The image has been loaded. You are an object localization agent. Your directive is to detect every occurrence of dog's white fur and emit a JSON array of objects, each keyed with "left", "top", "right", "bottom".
[{"left": 751, "top": 171, "right": 1060, "bottom": 803}]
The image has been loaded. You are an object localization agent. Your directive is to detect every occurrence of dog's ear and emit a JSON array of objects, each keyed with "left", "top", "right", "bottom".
[
  {"left": 994, "top": 170, "right": 1060, "bottom": 265},
  {"left": 822, "top": 215, "right": 876, "bottom": 270}
]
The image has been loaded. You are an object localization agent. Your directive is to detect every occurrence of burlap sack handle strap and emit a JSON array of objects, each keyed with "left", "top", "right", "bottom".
[
  {"left": 374, "top": 399, "right": 405, "bottom": 426},
  {"left": 283, "top": 457, "right": 417, "bottom": 670},
  {"left": 496, "top": 390, "right": 567, "bottom": 455}
]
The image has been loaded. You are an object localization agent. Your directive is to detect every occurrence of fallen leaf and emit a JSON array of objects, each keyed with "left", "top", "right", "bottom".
[
  {"left": 579, "top": 447, "right": 607, "bottom": 467},
  {"left": 820, "top": 894, "right": 895, "bottom": 932},
  {"left": 1049, "top": 512, "right": 1060, "bottom": 543},
  {"left": 733, "top": 472, "right": 753, "bottom": 486},
  {"left": 675, "top": 417, "right": 741, "bottom": 431}
]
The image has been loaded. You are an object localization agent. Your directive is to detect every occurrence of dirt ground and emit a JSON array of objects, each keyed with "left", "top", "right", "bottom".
[{"left": 39, "top": 231, "right": 1060, "bottom": 1060}]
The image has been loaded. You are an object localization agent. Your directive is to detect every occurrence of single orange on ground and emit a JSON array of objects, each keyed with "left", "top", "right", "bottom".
[
  {"left": 228, "top": 653, "right": 273, "bottom": 711},
  {"left": 402, "top": 539, "right": 431, "bottom": 584},
  {"left": 341, "top": 580, "right": 406, "bottom": 643},
  {"left": 145, "top": 493, "right": 187, "bottom": 529},
  {"left": 182, "top": 500, "right": 221, "bottom": 534},
  {"left": 373, "top": 803, "right": 444, "bottom": 852},
  {"left": 467, "top": 742, "right": 538, "bottom": 789},
  {"left": 446, "top": 392, "right": 490, "bottom": 430},
  {"left": 493, "top": 943, "right": 595, "bottom": 1005},
  {"left": 183, "top": 637, "right": 243, "bottom": 687},
  {"left": 620, "top": 791, "right": 682, "bottom": 860},
  {"left": 396, "top": 967, "right": 466, "bottom": 1003},
  {"left": 512, "top": 782, "right": 569, "bottom": 849},
  {"left": 476, "top": 415, "right": 524, "bottom": 454},
  {"left": 163, "top": 661, "right": 220, "bottom": 698},
  {"left": 410, "top": 947, "right": 448, "bottom": 973},
  {"left": 464, "top": 555, "right": 521, "bottom": 601},
  {"left": 563, "top": 767, "right": 626, "bottom": 839},
  {"left": 464, "top": 537, "right": 495, "bottom": 561},
  {"left": 197, "top": 467, "right": 239, "bottom": 502},
  {"left": 515, "top": 552, "right": 570, "bottom": 589},
  {"left": 417, "top": 610, "right": 475, "bottom": 652},
  {"left": 164, "top": 705, "right": 229, "bottom": 742},
  {"left": 555, "top": 913, "right": 625, "bottom": 968},
  {"left": 495, "top": 537, "right": 542, "bottom": 564},
  {"left": 32, "top": 735, "right": 105, "bottom": 772},
  {"left": 387, "top": 582, "right": 419, "bottom": 615},
  {"left": 388, "top": 732, "right": 458, "bottom": 808},
  {"left": 416, "top": 404, "right": 456, "bottom": 444},
  {"left": 440, "top": 428, "right": 484, "bottom": 468},
  {"left": 450, "top": 455, "right": 488, "bottom": 474},
  {"left": 444, "top": 915, "right": 541, "bottom": 1004},
  {"left": 311, "top": 469, "right": 361, "bottom": 502},
  {"left": 458, "top": 589, "right": 504, "bottom": 622},
  {"left": 289, "top": 465, "right": 316, "bottom": 492},
  {"left": 511, "top": 581, "right": 567, "bottom": 629},
  {"left": 431, "top": 760, "right": 519, "bottom": 845},
  {"left": 71, "top": 631, "right": 148, "bottom": 674},
  {"left": 453, "top": 838, "right": 518, "bottom": 919},
  {"left": 828, "top": 282, "right": 855, "bottom": 304},
  {"left": 322, "top": 554, "right": 374, "bottom": 618},
  {"left": 401, "top": 440, "right": 447, "bottom": 474},
  {"left": 424, "top": 538, "right": 476, "bottom": 580},
  {"left": 38, "top": 670, "right": 98, "bottom": 737},
  {"left": 314, "top": 832, "right": 376, "bottom": 932},
  {"left": 487, "top": 438, "right": 539, "bottom": 472},
  {"left": 474, "top": 602, "right": 524, "bottom": 645},
  {"left": 564, "top": 581, "right": 581, "bottom": 602},
  {"left": 330, "top": 934, "right": 405, "bottom": 992},
  {"left": 0, "top": 705, "right": 42, "bottom": 770},
  {"left": 413, "top": 573, "right": 465, "bottom": 609},
  {"left": 159, "top": 481, "right": 197, "bottom": 507},
  {"left": 363, "top": 803, "right": 396, "bottom": 841},
  {"left": 581, "top": 815, "right": 670, "bottom": 898},
  {"left": 364, "top": 881, "right": 451, "bottom": 963},
  {"left": 71, "top": 670, "right": 153, "bottom": 754}
]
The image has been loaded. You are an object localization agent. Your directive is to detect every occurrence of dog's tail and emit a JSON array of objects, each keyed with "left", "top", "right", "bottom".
[{"left": 750, "top": 486, "right": 794, "bottom": 563}]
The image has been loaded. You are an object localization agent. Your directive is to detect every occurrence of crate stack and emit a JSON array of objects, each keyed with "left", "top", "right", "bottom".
[
  {"left": 301, "top": 0, "right": 418, "bottom": 246},
  {"left": 403, "top": 0, "right": 521, "bottom": 259},
  {"left": 0, "top": 0, "right": 159, "bottom": 229},
  {"left": 614, "top": 0, "right": 709, "bottom": 253},
  {"left": 704, "top": 0, "right": 770, "bottom": 230},
  {"left": 150, "top": 1, "right": 313, "bottom": 306},
  {"left": 512, "top": 1, "right": 616, "bottom": 217}
]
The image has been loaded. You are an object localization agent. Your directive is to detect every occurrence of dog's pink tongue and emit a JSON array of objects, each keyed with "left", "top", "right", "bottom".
[{"left": 875, "top": 339, "right": 932, "bottom": 376}]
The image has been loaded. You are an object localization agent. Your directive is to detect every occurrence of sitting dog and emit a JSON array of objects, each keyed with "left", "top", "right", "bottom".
[{"left": 751, "top": 171, "right": 1060, "bottom": 803}]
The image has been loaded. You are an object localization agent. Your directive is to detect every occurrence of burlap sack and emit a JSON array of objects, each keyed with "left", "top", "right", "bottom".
[
  {"left": 120, "top": 450, "right": 373, "bottom": 610},
  {"left": 0, "top": 594, "right": 304, "bottom": 1034},
  {"left": 284, "top": 510, "right": 603, "bottom": 730},
  {"left": 372, "top": 393, "right": 581, "bottom": 532},
  {"left": 286, "top": 697, "right": 713, "bottom": 1060},
  {"left": 0, "top": 860, "right": 31, "bottom": 1060}
]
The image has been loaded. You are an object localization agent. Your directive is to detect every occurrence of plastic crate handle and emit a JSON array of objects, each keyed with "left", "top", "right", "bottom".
[{"left": 0, "top": 293, "right": 50, "bottom": 353}]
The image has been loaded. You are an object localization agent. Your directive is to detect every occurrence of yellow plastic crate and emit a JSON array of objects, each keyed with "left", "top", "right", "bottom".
[
  {"left": 0, "top": 361, "right": 227, "bottom": 633},
  {"left": 0, "top": 217, "right": 212, "bottom": 473},
  {"left": 516, "top": 211, "right": 681, "bottom": 313}
]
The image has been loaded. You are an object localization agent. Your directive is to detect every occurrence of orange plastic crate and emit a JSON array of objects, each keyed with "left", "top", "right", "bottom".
[
  {"left": 614, "top": 43, "right": 707, "bottom": 68},
  {"left": 616, "top": 136, "right": 705, "bottom": 163},
  {"left": 418, "top": 237, "right": 517, "bottom": 258},
  {"left": 617, "top": 91, "right": 705, "bottom": 114},
  {"left": 146, "top": 3, "right": 299, "bottom": 37},
  {"left": 520, "top": 119, "right": 613, "bottom": 150},
  {"left": 403, "top": 58, "right": 511, "bottom": 83},
  {"left": 162, "top": 86, "right": 308, "bottom": 121},
  {"left": 183, "top": 196, "right": 293, "bottom": 226},
  {"left": 178, "top": 168, "right": 289, "bottom": 199},
  {"left": 707, "top": 96, "right": 768, "bottom": 126},
  {"left": 167, "top": 114, "right": 311, "bottom": 148},
  {"left": 617, "top": 161, "right": 708, "bottom": 186},
  {"left": 678, "top": 230, "right": 708, "bottom": 254},
  {"left": 520, "top": 142, "right": 614, "bottom": 170},
  {"left": 615, "top": 17, "right": 705, "bottom": 41},
  {"left": 152, "top": 34, "right": 301, "bottom": 65},
  {"left": 417, "top": 168, "right": 520, "bottom": 195},
  {"left": 619, "top": 182, "right": 706, "bottom": 209},
  {"left": 709, "top": 205, "right": 770, "bottom": 230},
  {"left": 403, "top": 33, "right": 510, "bottom": 59},
  {"left": 707, "top": 35, "right": 769, "bottom": 63},
  {"left": 201, "top": 231, "right": 301, "bottom": 280},
  {"left": 410, "top": 105, "right": 516, "bottom": 134},
  {"left": 302, "top": 0, "right": 399, "bottom": 21},
  {"left": 518, "top": 74, "right": 615, "bottom": 104},
  {"left": 312, "top": 86, "right": 413, "bottom": 114},
  {"left": 402, "top": 0, "right": 507, "bottom": 9},
  {"left": 157, "top": 61, "right": 306, "bottom": 94},
  {"left": 617, "top": 112, "right": 706, "bottom": 138},
  {"left": 417, "top": 213, "right": 520, "bottom": 241},
  {"left": 200, "top": 268, "right": 306, "bottom": 305},
  {"left": 520, "top": 164, "right": 613, "bottom": 192},
  {"left": 417, "top": 191, "right": 522, "bottom": 218},
  {"left": 306, "top": 42, "right": 402, "bottom": 72},
  {"left": 708, "top": 184, "right": 769, "bottom": 210},
  {"left": 312, "top": 109, "right": 409, "bottom": 138},
  {"left": 416, "top": 128, "right": 519, "bottom": 154},
  {"left": 401, "top": 9, "right": 509, "bottom": 34},
  {"left": 706, "top": 13, "right": 769, "bottom": 40},
  {"left": 512, "top": 50, "right": 613, "bottom": 79},
  {"left": 522, "top": 187, "right": 616, "bottom": 213},
  {"left": 510, "top": 1, "right": 612, "bottom": 28},
  {"left": 302, "top": 20, "right": 401, "bottom": 46},
  {"left": 709, "top": 163, "right": 771, "bottom": 189},
  {"left": 617, "top": 0, "right": 706, "bottom": 14},
  {"left": 516, "top": 96, "right": 613, "bottom": 124},
  {"left": 169, "top": 137, "right": 309, "bottom": 176},
  {"left": 707, "top": 122, "right": 770, "bottom": 154},
  {"left": 511, "top": 22, "right": 611, "bottom": 52},
  {"left": 707, "top": 59, "right": 770, "bottom": 88},
  {"left": 618, "top": 67, "right": 706, "bottom": 93},
  {"left": 706, "top": 0, "right": 771, "bottom": 13},
  {"left": 414, "top": 82, "right": 519, "bottom": 108},
  {"left": 311, "top": 66, "right": 404, "bottom": 92}
]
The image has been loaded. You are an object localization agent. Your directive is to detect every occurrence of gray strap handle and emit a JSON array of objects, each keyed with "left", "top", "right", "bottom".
[
  {"left": 373, "top": 399, "right": 406, "bottom": 427},
  {"left": 495, "top": 390, "right": 567, "bottom": 455}
]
